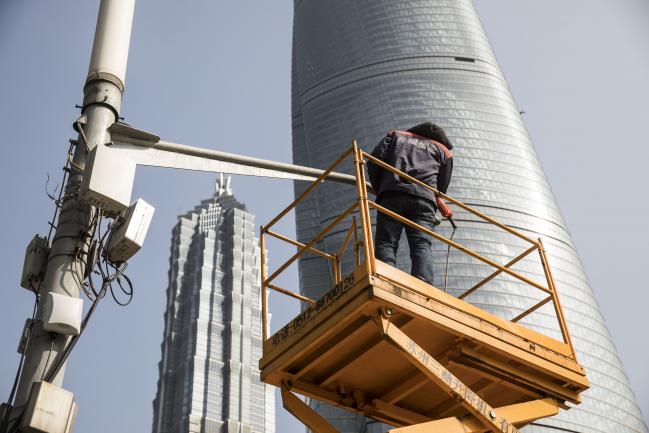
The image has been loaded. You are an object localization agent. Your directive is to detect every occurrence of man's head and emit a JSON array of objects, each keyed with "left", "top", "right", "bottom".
[{"left": 407, "top": 122, "right": 453, "bottom": 150}]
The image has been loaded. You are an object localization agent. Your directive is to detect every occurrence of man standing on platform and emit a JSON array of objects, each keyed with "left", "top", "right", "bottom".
[{"left": 367, "top": 122, "right": 454, "bottom": 285}]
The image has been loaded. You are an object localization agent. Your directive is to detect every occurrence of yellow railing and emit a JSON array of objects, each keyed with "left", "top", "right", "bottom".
[{"left": 260, "top": 142, "right": 574, "bottom": 357}]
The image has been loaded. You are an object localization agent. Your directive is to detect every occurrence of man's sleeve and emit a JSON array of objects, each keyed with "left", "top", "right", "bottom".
[
  {"left": 437, "top": 150, "right": 453, "bottom": 194},
  {"left": 367, "top": 134, "right": 392, "bottom": 193}
]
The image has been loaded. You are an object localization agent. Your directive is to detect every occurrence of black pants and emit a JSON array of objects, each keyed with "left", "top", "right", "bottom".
[{"left": 374, "top": 193, "right": 436, "bottom": 285}]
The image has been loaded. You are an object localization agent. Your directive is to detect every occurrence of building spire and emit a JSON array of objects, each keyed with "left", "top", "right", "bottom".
[{"left": 215, "top": 173, "right": 233, "bottom": 197}]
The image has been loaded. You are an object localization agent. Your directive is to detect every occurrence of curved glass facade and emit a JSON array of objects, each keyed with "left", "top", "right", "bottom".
[{"left": 291, "top": 1, "right": 647, "bottom": 432}]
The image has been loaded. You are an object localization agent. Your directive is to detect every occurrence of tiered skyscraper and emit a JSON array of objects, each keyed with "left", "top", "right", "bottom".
[
  {"left": 291, "top": 1, "right": 647, "bottom": 432},
  {"left": 152, "top": 176, "right": 274, "bottom": 433}
]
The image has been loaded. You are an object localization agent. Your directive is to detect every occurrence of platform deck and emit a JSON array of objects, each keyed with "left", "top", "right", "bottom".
[{"left": 260, "top": 261, "right": 589, "bottom": 428}]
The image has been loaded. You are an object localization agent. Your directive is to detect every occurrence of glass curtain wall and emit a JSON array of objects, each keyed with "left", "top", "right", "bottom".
[{"left": 291, "top": 1, "right": 647, "bottom": 432}]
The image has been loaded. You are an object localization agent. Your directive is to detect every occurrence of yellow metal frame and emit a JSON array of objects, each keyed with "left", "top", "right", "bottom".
[
  {"left": 260, "top": 142, "right": 574, "bottom": 354},
  {"left": 260, "top": 142, "right": 584, "bottom": 432},
  {"left": 278, "top": 311, "right": 561, "bottom": 433}
]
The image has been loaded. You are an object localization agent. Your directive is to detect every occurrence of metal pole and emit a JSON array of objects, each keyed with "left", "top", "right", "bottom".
[
  {"left": 12, "top": 0, "right": 135, "bottom": 409},
  {"left": 260, "top": 227, "right": 267, "bottom": 342},
  {"left": 151, "top": 140, "right": 362, "bottom": 188},
  {"left": 352, "top": 142, "right": 374, "bottom": 275}
]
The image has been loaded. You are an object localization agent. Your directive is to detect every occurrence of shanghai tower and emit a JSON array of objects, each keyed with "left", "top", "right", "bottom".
[{"left": 291, "top": 1, "right": 647, "bottom": 433}]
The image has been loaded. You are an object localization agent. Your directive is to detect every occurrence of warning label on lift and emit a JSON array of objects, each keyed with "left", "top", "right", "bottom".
[{"left": 272, "top": 271, "right": 356, "bottom": 347}]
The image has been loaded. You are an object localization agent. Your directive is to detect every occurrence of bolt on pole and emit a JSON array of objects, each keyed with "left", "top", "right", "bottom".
[{"left": 12, "top": 0, "right": 135, "bottom": 410}]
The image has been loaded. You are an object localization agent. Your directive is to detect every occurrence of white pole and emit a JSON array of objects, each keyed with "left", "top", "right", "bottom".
[
  {"left": 87, "top": 0, "right": 135, "bottom": 92},
  {"left": 11, "top": 0, "right": 136, "bottom": 416}
]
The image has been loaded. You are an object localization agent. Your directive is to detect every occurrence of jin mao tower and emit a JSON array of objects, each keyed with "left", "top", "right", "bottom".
[{"left": 152, "top": 177, "right": 274, "bottom": 433}]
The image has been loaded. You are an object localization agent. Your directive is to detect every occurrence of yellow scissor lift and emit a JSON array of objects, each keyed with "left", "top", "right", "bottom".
[{"left": 259, "top": 143, "right": 589, "bottom": 433}]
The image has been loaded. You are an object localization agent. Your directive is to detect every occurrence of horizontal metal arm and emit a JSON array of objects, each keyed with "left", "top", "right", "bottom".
[{"left": 107, "top": 122, "right": 368, "bottom": 188}]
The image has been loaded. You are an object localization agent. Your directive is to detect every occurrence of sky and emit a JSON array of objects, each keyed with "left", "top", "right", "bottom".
[{"left": 0, "top": 1, "right": 647, "bottom": 433}]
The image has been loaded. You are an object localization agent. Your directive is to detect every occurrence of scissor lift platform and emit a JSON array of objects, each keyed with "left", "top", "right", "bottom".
[
  {"left": 259, "top": 144, "right": 588, "bottom": 432},
  {"left": 260, "top": 262, "right": 588, "bottom": 432}
]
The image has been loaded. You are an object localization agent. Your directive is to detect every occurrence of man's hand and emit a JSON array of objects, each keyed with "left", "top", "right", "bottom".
[{"left": 436, "top": 196, "right": 453, "bottom": 218}]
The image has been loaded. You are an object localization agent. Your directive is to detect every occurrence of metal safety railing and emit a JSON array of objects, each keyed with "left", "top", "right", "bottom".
[{"left": 260, "top": 142, "right": 575, "bottom": 358}]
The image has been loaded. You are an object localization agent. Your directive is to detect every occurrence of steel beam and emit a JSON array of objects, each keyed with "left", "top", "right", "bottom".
[
  {"left": 389, "top": 399, "right": 559, "bottom": 433},
  {"left": 281, "top": 386, "right": 341, "bottom": 433},
  {"left": 377, "top": 315, "right": 523, "bottom": 433}
]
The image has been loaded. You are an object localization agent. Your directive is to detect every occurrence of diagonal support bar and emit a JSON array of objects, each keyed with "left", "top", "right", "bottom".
[
  {"left": 281, "top": 386, "right": 341, "bottom": 433},
  {"left": 369, "top": 201, "right": 551, "bottom": 295},
  {"left": 459, "top": 244, "right": 538, "bottom": 300},
  {"left": 377, "top": 315, "right": 522, "bottom": 433},
  {"left": 389, "top": 398, "right": 559, "bottom": 433}
]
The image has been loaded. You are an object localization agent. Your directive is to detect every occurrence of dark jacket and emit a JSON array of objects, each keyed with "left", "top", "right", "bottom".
[{"left": 367, "top": 130, "right": 453, "bottom": 205}]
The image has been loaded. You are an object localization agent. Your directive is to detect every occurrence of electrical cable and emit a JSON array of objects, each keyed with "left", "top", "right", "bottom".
[
  {"left": 76, "top": 258, "right": 94, "bottom": 301},
  {"left": 443, "top": 221, "right": 457, "bottom": 293},
  {"left": 107, "top": 264, "right": 133, "bottom": 306},
  {"left": 44, "top": 174, "right": 59, "bottom": 203},
  {"left": 43, "top": 261, "right": 129, "bottom": 382},
  {"left": 44, "top": 293, "right": 102, "bottom": 382},
  {"left": 43, "top": 212, "right": 134, "bottom": 382},
  {"left": 40, "top": 338, "right": 55, "bottom": 381},
  {"left": 1, "top": 138, "right": 82, "bottom": 433},
  {"left": 45, "top": 239, "right": 108, "bottom": 381},
  {"left": 6, "top": 293, "right": 38, "bottom": 406},
  {"left": 4, "top": 136, "right": 137, "bottom": 430},
  {"left": 46, "top": 141, "right": 73, "bottom": 242},
  {"left": 54, "top": 209, "right": 100, "bottom": 301},
  {"left": 80, "top": 212, "right": 102, "bottom": 301},
  {"left": 82, "top": 253, "right": 104, "bottom": 301}
]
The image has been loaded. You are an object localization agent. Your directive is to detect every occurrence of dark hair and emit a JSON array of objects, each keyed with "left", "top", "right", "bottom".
[{"left": 407, "top": 122, "right": 453, "bottom": 150}]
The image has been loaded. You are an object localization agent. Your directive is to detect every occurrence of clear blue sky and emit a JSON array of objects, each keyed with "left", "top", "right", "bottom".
[{"left": 0, "top": 1, "right": 647, "bottom": 432}]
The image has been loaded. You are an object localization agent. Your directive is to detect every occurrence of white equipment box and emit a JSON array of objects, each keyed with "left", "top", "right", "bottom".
[
  {"left": 106, "top": 198, "right": 155, "bottom": 263},
  {"left": 21, "top": 235, "right": 49, "bottom": 292},
  {"left": 20, "top": 381, "right": 77, "bottom": 433},
  {"left": 43, "top": 293, "right": 83, "bottom": 336},
  {"left": 79, "top": 144, "right": 136, "bottom": 214}
]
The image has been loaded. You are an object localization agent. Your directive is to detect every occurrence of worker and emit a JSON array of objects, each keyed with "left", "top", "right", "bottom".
[{"left": 367, "top": 122, "right": 454, "bottom": 285}]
